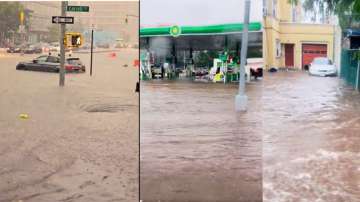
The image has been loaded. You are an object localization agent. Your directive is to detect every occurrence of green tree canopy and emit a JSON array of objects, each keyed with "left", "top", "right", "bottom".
[{"left": 289, "top": 0, "right": 360, "bottom": 29}]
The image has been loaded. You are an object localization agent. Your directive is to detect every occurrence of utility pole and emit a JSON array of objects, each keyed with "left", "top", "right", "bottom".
[
  {"left": 90, "top": 27, "right": 94, "bottom": 76},
  {"left": 235, "top": 0, "right": 251, "bottom": 111},
  {"left": 59, "top": 1, "right": 67, "bottom": 86}
]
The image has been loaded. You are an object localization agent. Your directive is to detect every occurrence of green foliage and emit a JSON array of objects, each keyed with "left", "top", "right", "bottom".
[{"left": 289, "top": 0, "right": 360, "bottom": 29}]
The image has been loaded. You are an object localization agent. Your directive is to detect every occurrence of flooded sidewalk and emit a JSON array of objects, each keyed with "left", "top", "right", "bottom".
[
  {"left": 140, "top": 80, "right": 263, "bottom": 202},
  {"left": 263, "top": 71, "right": 360, "bottom": 202}
]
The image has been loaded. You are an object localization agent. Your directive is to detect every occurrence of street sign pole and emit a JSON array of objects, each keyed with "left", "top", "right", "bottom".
[
  {"left": 59, "top": 1, "right": 67, "bottom": 86},
  {"left": 90, "top": 28, "right": 94, "bottom": 76},
  {"left": 235, "top": 0, "right": 251, "bottom": 111}
]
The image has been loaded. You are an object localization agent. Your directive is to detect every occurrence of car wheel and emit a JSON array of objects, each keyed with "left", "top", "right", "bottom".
[{"left": 16, "top": 64, "right": 26, "bottom": 70}]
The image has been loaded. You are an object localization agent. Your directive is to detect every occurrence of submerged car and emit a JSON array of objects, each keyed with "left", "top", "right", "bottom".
[
  {"left": 7, "top": 45, "right": 23, "bottom": 53},
  {"left": 16, "top": 55, "right": 85, "bottom": 73},
  {"left": 23, "top": 45, "right": 42, "bottom": 54},
  {"left": 309, "top": 57, "right": 337, "bottom": 76}
]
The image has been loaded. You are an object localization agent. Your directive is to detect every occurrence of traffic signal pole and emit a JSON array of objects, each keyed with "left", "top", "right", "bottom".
[
  {"left": 59, "top": 1, "right": 67, "bottom": 86},
  {"left": 235, "top": 0, "right": 250, "bottom": 111},
  {"left": 90, "top": 28, "right": 94, "bottom": 76}
]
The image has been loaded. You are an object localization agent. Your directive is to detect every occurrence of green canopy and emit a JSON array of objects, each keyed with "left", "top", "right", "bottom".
[{"left": 140, "top": 22, "right": 262, "bottom": 37}]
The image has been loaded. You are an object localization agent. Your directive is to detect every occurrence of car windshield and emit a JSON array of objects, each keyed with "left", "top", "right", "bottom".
[
  {"left": 67, "top": 58, "right": 82, "bottom": 65},
  {"left": 36, "top": 56, "right": 48, "bottom": 63},
  {"left": 47, "top": 56, "right": 60, "bottom": 63},
  {"left": 313, "top": 58, "right": 332, "bottom": 65}
]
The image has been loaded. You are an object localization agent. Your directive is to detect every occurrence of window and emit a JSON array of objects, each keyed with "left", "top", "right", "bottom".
[
  {"left": 313, "top": 57, "right": 331, "bottom": 65},
  {"left": 292, "top": 4, "right": 297, "bottom": 22},
  {"left": 272, "top": 0, "right": 277, "bottom": 18},
  {"left": 263, "top": 0, "right": 268, "bottom": 16},
  {"left": 46, "top": 56, "right": 60, "bottom": 63},
  {"left": 276, "top": 39, "right": 281, "bottom": 58},
  {"left": 36, "top": 56, "right": 47, "bottom": 63}
]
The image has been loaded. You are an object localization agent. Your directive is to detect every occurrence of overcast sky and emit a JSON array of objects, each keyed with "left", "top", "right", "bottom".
[{"left": 140, "top": 0, "right": 263, "bottom": 27}]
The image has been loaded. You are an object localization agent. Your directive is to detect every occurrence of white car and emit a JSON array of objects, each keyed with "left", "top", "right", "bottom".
[{"left": 309, "top": 57, "right": 337, "bottom": 76}]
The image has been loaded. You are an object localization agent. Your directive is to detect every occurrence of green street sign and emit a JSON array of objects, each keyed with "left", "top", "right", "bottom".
[
  {"left": 169, "top": 25, "right": 181, "bottom": 37},
  {"left": 67, "top": 6, "right": 89, "bottom": 12}
]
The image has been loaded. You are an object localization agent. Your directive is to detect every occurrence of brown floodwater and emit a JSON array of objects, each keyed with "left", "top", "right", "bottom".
[
  {"left": 141, "top": 70, "right": 360, "bottom": 202},
  {"left": 140, "top": 79, "right": 263, "bottom": 202},
  {"left": 263, "top": 71, "right": 360, "bottom": 202},
  {"left": 0, "top": 50, "right": 139, "bottom": 202}
]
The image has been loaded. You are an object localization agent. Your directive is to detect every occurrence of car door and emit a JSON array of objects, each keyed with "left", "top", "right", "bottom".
[
  {"left": 29, "top": 56, "right": 47, "bottom": 71},
  {"left": 44, "top": 56, "right": 60, "bottom": 72}
]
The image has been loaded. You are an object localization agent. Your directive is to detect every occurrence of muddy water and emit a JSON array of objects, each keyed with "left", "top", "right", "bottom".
[
  {"left": 263, "top": 71, "right": 360, "bottom": 202},
  {"left": 140, "top": 80, "right": 263, "bottom": 202},
  {"left": 0, "top": 50, "right": 139, "bottom": 202}
]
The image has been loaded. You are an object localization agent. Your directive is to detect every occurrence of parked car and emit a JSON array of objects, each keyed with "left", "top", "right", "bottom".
[
  {"left": 7, "top": 45, "right": 23, "bottom": 53},
  {"left": 16, "top": 55, "right": 86, "bottom": 73},
  {"left": 23, "top": 44, "right": 42, "bottom": 54},
  {"left": 309, "top": 57, "right": 337, "bottom": 76}
]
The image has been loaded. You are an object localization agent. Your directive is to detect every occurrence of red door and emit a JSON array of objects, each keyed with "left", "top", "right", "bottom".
[
  {"left": 302, "top": 44, "right": 327, "bottom": 69},
  {"left": 285, "top": 44, "right": 294, "bottom": 67}
]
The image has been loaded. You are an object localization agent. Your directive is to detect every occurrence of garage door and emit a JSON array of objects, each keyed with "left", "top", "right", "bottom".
[{"left": 302, "top": 44, "right": 327, "bottom": 69}]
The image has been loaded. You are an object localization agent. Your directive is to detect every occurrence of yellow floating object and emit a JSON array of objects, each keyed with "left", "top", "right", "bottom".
[
  {"left": 19, "top": 114, "right": 29, "bottom": 119},
  {"left": 213, "top": 73, "right": 224, "bottom": 82}
]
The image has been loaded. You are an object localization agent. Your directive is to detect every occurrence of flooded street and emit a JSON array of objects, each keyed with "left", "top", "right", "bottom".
[
  {"left": 141, "top": 71, "right": 360, "bottom": 202},
  {"left": 263, "top": 71, "right": 360, "bottom": 201},
  {"left": 0, "top": 50, "right": 139, "bottom": 202},
  {"left": 140, "top": 81, "right": 262, "bottom": 202}
]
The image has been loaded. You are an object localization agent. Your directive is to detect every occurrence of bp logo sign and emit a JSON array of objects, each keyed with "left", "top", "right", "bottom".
[{"left": 170, "top": 25, "right": 181, "bottom": 37}]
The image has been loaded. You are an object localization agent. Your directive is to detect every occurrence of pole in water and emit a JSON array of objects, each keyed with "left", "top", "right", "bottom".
[
  {"left": 356, "top": 58, "right": 360, "bottom": 91},
  {"left": 135, "top": 82, "right": 139, "bottom": 93},
  {"left": 235, "top": 0, "right": 251, "bottom": 111},
  {"left": 59, "top": 1, "right": 67, "bottom": 86},
  {"left": 90, "top": 28, "right": 94, "bottom": 76}
]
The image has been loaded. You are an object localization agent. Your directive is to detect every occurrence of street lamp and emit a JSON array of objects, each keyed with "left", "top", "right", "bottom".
[{"left": 235, "top": 0, "right": 251, "bottom": 112}]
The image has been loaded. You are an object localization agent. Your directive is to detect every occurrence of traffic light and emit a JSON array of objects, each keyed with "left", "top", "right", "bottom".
[
  {"left": 71, "top": 35, "right": 81, "bottom": 46},
  {"left": 64, "top": 32, "right": 83, "bottom": 48}
]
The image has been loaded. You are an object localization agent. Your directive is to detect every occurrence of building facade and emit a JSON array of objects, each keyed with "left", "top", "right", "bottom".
[
  {"left": 21, "top": 2, "right": 61, "bottom": 43},
  {"left": 263, "top": 0, "right": 340, "bottom": 70}
]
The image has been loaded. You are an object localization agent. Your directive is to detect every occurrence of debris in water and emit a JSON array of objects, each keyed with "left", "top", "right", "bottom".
[{"left": 19, "top": 113, "right": 29, "bottom": 119}]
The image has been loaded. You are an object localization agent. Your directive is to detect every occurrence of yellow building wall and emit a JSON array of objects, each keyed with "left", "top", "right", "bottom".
[
  {"left": 279, "top": 0, "right": 292, "bottom": 22},
  {"left": 263, "top": 1, "right": 335, "bottom": 70}
]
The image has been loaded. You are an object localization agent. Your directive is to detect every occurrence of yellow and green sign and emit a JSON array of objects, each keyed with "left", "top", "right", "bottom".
[{"left": 169, "top": 25, "right": 181, "bottom": 37}]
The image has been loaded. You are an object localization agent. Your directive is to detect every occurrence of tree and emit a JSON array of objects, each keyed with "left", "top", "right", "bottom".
[
  {"left": 0, "top": 2, "right": 24, "bottom": 46},
  {"left": 289, "top": 0, "right": 360, "bottom": 29}
]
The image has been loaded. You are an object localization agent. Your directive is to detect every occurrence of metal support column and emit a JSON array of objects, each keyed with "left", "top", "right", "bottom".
[
  {"left": 59, "top": 1, "right": 67, "bottom": 86},
  {"left": 235, "top": 0, "right": 251, "bottom": 111}
]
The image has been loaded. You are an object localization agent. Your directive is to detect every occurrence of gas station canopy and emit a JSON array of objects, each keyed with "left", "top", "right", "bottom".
[
  {"left": 140, "top": 22, "right": 263, "bottom": 51},
  {"left": 140, "top": 22, "right": 262, "bottom": 37}
]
